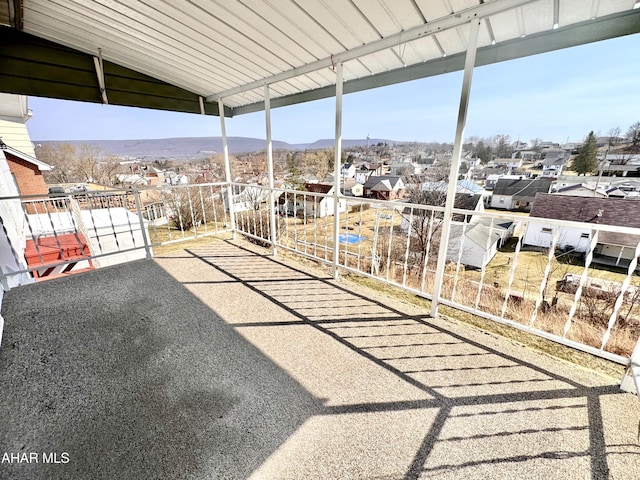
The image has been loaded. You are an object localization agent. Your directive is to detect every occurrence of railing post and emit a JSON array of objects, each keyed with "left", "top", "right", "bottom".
[
  {"left": 218, "top": 98, "right": 236, "bottom": 239},
  {"left": 430, "top": 18, "right": 480, "bottom": 318},
  {"left": 620, "top": 336, "right": 640, "bottom": 398},
  {"left": 265, "top": 85, "right": 277, "bottom": 255},
  {"left": 332, "top": 61, "right": 344, "bottom": 280},
  {"left": 131, "top": 186, "right": 152, "bottom": 260}
]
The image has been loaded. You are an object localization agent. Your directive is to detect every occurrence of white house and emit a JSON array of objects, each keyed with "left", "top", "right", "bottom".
[
  {"left": 343, "top": 180, "right": 363, "bottom": 197},
  {"left": 116, "top": 173, "right": 149, "bottom": 186},
  {"left": 511, "top": 150, "right": 539, "bottom": 161},
  {"left": 224, "top": 185, "right": 267, "bottom": 212},
  {"left": 354, "top": 172, "right": 369, "bottom": 185},
  {"left": 507, "top": 158, "right": 523, "bottom": 170},
  {"left": 340, "top": 163, "right": 356, "bottom": 179},
  {"left": 447, "top": 222, "right": 504, "bottom": 269},
  {"left": 523, "top": 194, "right": 640, "bottom": 269},
  {"left": 490, "top": 178, "right": 553, "bottom": 211},
  {"left": 165, "top": 171, "right": 189, "bottom": 185},
  {"left": 278, "top": 183, "right": 346, "bottom": 218},
  {"left": 303, "top": 183, "right": 347, "bottom": 217},
  {"left": 541, "top": 151, "right": 570, "bottom": 178}
]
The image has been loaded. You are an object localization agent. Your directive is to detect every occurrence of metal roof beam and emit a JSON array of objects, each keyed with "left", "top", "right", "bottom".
[
  {"left": 230, "top": 8, "right": 640, "bottom": 116},
  {"left": 207, "top": 0, "right": 537, "bottom": 102}
]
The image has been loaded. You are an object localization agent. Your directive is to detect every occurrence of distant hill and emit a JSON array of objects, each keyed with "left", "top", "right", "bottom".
[{"left": 34, "top": 136, "right": 397, "bottom": 158}]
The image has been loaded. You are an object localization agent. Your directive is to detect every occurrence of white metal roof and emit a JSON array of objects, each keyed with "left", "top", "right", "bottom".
[{"left": 2, "top": 0, "right": 639, "bottom": 116}]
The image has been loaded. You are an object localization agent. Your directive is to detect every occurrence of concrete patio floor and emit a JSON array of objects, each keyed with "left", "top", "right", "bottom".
[{"left": 1, "top": 238, "right": 639, "bottom": 479}]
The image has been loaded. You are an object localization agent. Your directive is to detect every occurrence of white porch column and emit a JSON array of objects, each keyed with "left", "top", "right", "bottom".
[
  {"left": 332, "top": 62, "right": 344, "bottom": 280},
  {"left": 264, "top": 85, "right": 277, "bottom": 255},
  {"left": 218, "top": 98, "right": 236, "bottom": 238},
  {"left": 430, "top": 18, "right": 480, "bottom": 317}
]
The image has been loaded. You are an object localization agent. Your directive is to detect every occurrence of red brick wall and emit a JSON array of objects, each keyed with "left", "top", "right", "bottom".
[{"left": 6, "top": 153, "right": 48, "bottom": 196}]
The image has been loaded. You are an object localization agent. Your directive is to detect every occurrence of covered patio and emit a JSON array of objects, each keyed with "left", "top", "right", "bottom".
[
  {"left": 1, "top": 238, "right": 639, "bottom": 479},
  {"left": 1, "top": 1, "right": 640, "bottom": 478}
]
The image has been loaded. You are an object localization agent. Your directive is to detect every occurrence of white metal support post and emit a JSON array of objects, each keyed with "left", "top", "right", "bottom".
[
  {"left": 218, "top": 98, "right": 236, "bottom": 239},
  {"left": 620, "top": 336, "right": 640, "bottom": 398},
  {"left": 264, "top": 85, "right": 277, "bottom": 255},
  {"left": 430, "top": 18, "right": 480, "bottom": 318},
  {"left": 332, "top": 62, "right": 344, "bottom": 280},
  {"left": 131, "top": 186, "right": 152, "bottom": 260}
]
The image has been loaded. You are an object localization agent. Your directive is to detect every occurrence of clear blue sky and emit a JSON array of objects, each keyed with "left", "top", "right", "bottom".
[{"left": 27, "top": 33, "right": 640, "bottom": 147}]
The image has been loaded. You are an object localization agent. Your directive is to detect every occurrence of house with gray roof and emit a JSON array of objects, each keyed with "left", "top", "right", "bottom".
[
  {"left": 363, "top": 175, "right": 405, "bottom": 200},
  {"left": 490, "top": 177, "right": 553, "bottom": 211},
  {"left": 541, "top": 152, "right": 570, "bottom": 178},
  {"left": 523, "top": 194, "right": 640, "bottom": 270}
]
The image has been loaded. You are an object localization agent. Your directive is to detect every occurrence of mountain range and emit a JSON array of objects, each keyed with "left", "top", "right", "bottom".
[{"left": 35, "top": 136, "right": 397, "bottom": 158}]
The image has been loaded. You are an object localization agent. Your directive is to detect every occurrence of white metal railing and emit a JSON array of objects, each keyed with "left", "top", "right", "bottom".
[
  {"left": 0, "top": 183, "right": 231, "bottom": 282},
  {"left": 2, "top": 182, "right": 640, "bottom": 370},
  {"left": 231, "top": 182, "right": 640, "bottom": 365}
]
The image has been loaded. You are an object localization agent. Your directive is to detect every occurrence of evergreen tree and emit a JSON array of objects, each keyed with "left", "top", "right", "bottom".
[
  {"left": 473, "top": 140, "right": 492, "bottom": 164},
  {"left": 570, "top": 131, "right": 598, "bottom": 175}
]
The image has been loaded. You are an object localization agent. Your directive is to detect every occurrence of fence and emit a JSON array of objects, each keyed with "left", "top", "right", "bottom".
[
  {"left": 2, "top": 181, "right": 640, "bottom": 372},
  {"left": 230, "top": 183, "right": 640, "bottom": 367},
  {"left": 0, "top": 184, "right": 230, "bottom": 283}
]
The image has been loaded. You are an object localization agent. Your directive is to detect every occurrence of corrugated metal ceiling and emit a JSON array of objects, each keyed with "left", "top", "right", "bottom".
[{"left": 2, "top": 0, "right": 640, "bottom": 116}]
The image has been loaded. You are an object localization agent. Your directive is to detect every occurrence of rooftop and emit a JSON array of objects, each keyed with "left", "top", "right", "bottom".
[
  {"left": 1, "top": 238, "right": 639, "bottom": 479},
  {"left": 530, "top": 194, "right": 640, "bottom": 227},
  {"left": 493, "top": 177, "right": 553, "bottom": 196}
]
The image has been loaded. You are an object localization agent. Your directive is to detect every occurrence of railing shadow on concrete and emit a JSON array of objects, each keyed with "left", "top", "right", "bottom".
[
  {"left": 156, "top": 240, "right": 638, "bottom": 479},
  {"left": 1, "top": 213, "right": 638, "bottom": 477}
]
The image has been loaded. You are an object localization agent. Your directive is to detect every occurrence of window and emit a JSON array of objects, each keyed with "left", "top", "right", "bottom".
[
  {"left": 580, "top": 233, "right": 589, "bottom": 239},
  {"left": 541, "top": 227, "right": 552, "bottom": 234}
]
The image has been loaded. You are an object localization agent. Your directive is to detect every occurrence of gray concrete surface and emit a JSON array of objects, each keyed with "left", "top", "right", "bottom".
[{"left": 1, "top": 238, "right": 639, "bottom": 479}]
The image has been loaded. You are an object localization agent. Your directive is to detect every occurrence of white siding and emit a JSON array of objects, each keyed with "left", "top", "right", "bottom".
[
  {"left": 597, "top": 244, "right": 636, "bottom": 263},
  {"left": 447, "top": 235, "right": 498, "bottom": 270},
  {"left": 523, "top": 222, "right": 592, "bottom": 252},
  {"left": 0, "top": 118, "right": 36, "bottom": 157},
  {"left": 490, "top": 194, "right": 513, "bottom": 209},
  {"left": 0, "top": 94, "right": 35, "bottom": 157},
  {"left": 0, "top": 152, "right": 33, "bottom": 290}
]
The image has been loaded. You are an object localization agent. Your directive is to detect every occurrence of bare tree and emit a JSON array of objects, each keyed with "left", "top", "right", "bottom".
[
  {"left": 35, "top": 143, "right": 77, "bottom": 183},
  {"left": 400, "top": 187, "right": 448, "bottom": 268},
  {"left": 163, "top": 186, "right": 217, "bottom": 231},
  {"left": 301, "top": 149, "right": 334, "bottom": 181},
  {"left": 35, "top": 142, "right": 119, "bottom": 185},
  {"left": 607, "top": 126, "right": 621, "bottom": 148},
  {"left": 98, "top": 156, "right": 123, "bottom": 185},
  {"left": 530, "top": 138, "right": 543, "bottom": 153},
  {"left": 242, "top": 185, "right": 267, "bottom": 210},
  {"left": 492, "top": 134, "right": 513, "bottom": 158},
  {"left": 74, "top": 143, "right": 102, "bottom": 183},
  {"left": 625, "top": 121, "right": 640, "bottom": 153}
]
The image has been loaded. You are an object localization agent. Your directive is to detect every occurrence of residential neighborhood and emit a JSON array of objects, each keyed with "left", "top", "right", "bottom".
[{"left": 4, "top": 89, "right": 640, "bottom": 280}]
